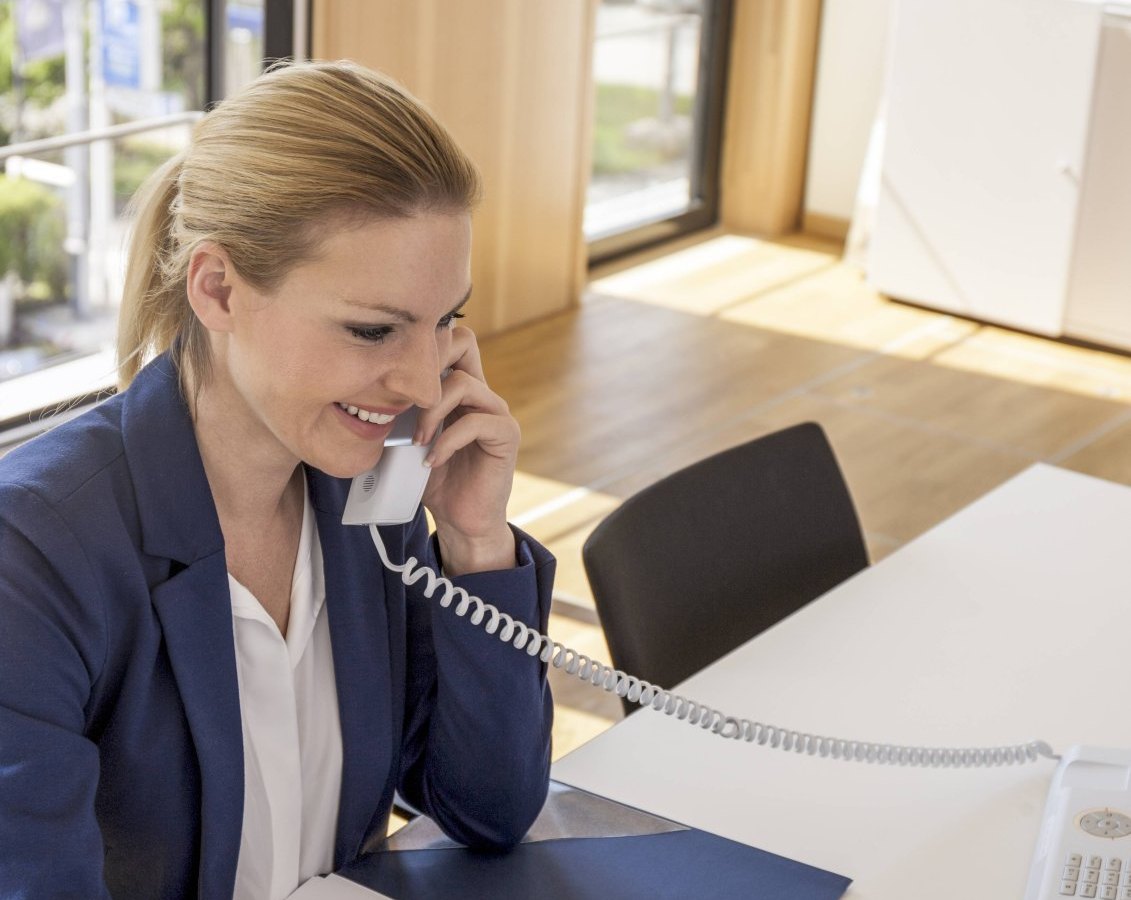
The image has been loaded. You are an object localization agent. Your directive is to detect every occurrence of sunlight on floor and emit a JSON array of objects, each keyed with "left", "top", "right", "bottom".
[
  {"left": 933, "top": 327, "right": 1131, "bottom": 401},
  {"left": 591, "top": 233, "right": 1131, "bottom": 403},
  {"left": 590, "top": 234, "right": 832, "bottom": 317},
  {"left": 721, "top": 264, "right": 979, "bottom": 361},
  {"left": 508, "top": 470, "right": 621, "bottom": 612},
  {"left": 550, "top": 705, "right": 621, "bottom": 762},
  {"left": 507, "top": 470, "right": 620, "bottom": 542}
]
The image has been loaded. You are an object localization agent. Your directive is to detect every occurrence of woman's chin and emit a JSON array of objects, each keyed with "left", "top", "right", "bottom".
[{"left": 304, "top": 450, "right": 385, "bottom": 481}]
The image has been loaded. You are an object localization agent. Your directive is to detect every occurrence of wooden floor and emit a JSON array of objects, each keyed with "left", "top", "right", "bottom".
[{"left": 485, "top": 229, "right": 1131, "bottom": 762}]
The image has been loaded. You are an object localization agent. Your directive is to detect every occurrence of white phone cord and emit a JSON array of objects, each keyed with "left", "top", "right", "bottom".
[{"left": 371, "top": 526, "right": 1057, "bottom": 768}]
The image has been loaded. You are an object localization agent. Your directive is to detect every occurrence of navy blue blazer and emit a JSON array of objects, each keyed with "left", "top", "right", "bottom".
[{"left": 0, "top": 354, "right": 555, "bottom": 899}]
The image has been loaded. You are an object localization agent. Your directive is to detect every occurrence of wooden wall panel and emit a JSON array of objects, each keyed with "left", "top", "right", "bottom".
[
  {"left": 312, "top": 0, "right": 595, "bottom": 337},
  {"left": 721, "top": 0, "right": 823, "bottom": 237}
]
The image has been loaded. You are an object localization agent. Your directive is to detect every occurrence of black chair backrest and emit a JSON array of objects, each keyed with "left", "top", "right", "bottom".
[{"left": 582, "top": 422, "right": 868, "bottom": 715}]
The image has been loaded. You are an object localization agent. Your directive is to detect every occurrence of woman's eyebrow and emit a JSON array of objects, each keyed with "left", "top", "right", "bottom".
[
  {"left": 339, "top": 285, "right": 473, "bottom": 323},
  {"left": 447, "top": 287, "right": 473, "bottom": 316}
]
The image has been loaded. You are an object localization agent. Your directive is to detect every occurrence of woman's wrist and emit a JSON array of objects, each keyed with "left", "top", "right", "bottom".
[{"left": 435, "top": 522, "right": 517, "bottom": 576}]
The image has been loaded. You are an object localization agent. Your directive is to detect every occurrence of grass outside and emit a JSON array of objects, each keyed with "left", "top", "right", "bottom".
[{"left": 592, "top": 82, "right": 693, "bottom": 176}]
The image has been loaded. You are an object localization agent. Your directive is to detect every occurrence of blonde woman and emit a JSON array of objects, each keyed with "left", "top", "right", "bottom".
[{"left": 0, "top": 62, "right": 554, "bottom": 899}]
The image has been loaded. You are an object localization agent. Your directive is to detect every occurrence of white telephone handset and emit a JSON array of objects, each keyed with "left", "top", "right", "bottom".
[{"left": 342, "top": 406, "right": 439, "bottom": 526}]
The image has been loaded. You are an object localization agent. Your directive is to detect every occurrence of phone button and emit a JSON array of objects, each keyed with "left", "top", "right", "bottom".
[{"left": 1082, "top": 812, "right": 1131, "bottom": 839}]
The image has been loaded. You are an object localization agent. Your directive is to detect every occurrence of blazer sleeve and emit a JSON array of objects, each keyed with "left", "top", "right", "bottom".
[
  {"left": 0, "top": 483, "right": 111, "bottom": 898},
  {"left": 396, "top": 512, "right": 555, "bottom": 851}
]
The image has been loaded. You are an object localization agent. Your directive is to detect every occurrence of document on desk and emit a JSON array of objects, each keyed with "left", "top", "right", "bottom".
[
  {"left": 288, "top": 874, "right": 392, "bottom": 899},
  {"left": 336, "top": 781, "right": 852, "bottom": 899}
]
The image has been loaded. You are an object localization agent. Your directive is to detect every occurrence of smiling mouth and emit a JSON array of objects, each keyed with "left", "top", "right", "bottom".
[{"left": 337, "top": 403, "right": 395, "bottom": 425}]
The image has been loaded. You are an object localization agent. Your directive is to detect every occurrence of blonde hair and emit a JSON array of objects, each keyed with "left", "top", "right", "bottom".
[{"left": 117, "top": 60, "right": 481, "bottom": 390}]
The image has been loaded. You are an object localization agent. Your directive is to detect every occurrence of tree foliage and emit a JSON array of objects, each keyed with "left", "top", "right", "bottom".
[{"left": 0, "top": 174, "right": 67, "bottom": 297}]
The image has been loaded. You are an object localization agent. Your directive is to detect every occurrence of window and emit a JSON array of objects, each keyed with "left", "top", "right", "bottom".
[
  {"left": 0, "top": 0, "right": 303, "bottom": 435},
  {"left": 585, "top": 0, "right": 731, "bottom": 264}
]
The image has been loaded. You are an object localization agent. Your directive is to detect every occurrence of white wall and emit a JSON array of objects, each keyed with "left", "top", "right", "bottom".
[{"left": 803, "top": 0, "right": 893, "bottom": 222}]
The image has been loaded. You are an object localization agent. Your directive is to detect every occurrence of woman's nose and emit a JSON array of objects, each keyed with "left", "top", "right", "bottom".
[{"left": 386, "top": 339, "right": 443, "bottom": 409}]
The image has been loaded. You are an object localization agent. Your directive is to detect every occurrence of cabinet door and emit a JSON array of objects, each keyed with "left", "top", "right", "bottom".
[
  {"left": 1064, "top": 12, "right": 1131, "bottom": 350},
  {"left": 868, "top": 0, "right": 1102, "bottom": 335}
]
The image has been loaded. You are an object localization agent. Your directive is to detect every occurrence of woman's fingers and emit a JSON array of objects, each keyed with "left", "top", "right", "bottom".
[
  {"left": 417, "top": 325, "right": 520, "bottom": 564},
  {"left": 444, "top": 325, "right": 485, "bottom": 381},
  {"left": 414, "top": 368, "right": 509, "bottom": 446},
  {"left": 424, "top": 412, "right": 519, "bottom": 469}
]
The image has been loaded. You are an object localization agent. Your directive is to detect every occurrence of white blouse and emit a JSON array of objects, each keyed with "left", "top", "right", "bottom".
[{"left": 228, "top": 480, "right": 343, "bottom": 900}]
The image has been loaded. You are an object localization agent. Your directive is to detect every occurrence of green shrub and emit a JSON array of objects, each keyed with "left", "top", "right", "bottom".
[
  {"left": 115, "top": 140, "right": 176, "bottom": 212},
  {"left": 0, "top": 175, "right": 68, "bottom": 300},
  {"left": 592, "top": 82, "right": 694, "bottom": 175}
]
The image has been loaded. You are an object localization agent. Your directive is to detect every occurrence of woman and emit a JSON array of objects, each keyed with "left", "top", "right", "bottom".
[{"left": 0, "top": 61, "right": 554, "bottom": 899}]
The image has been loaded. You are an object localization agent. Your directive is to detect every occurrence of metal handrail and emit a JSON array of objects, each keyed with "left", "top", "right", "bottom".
[
  {"left": 0, "top": 111, "right": 203, "bottom": 161},
  {"left": 595, "top": 12, "right": 699, "bottom": 41}
]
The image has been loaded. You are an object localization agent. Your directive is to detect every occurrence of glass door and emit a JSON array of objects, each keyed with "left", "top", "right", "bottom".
[
  {"left": 0, "top": 0, "right": 300, "bottom": 434},
  {"left": 585, "top": 0, "right": 731, "bottom": 263}
]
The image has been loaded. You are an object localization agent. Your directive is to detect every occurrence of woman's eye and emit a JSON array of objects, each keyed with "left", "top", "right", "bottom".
[
  {"left": 347, "top": 325, "right": 394, "bottom": 343},
  {"left": 438, "top": 311, "right": 466, "bottom": 330}
]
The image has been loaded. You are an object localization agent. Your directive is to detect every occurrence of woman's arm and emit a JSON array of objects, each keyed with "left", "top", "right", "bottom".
[
  {"left": 389, "top": 323, "right": 556, "bottom": 848},
  {"left": 0, "top": 483, "right": 111, "bottom": 897},
  {"left": 395, "top": 512, "right": 555, "bottom": 851}
]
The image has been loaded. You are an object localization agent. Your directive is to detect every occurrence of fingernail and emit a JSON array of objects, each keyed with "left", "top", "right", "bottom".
[{"left": 422, "top": 454, "right": 434, "bottom": 468}]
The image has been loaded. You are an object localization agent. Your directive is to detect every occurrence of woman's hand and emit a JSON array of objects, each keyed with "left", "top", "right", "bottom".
[{"left": 416, "top": 326, "right": 518, "bottom": 576}]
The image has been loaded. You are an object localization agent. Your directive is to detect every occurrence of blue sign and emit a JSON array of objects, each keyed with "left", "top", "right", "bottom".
[
  {"left": 102, "top": 0, "right": 141, "bottom": 90},
  {"left": 227, "top": 3, "right": 264, "bottom": 37}
]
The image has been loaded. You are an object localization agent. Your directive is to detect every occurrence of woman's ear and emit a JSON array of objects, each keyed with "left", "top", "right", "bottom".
[{"left": 186, "top": 242, "right": 235, "bottom": 333}]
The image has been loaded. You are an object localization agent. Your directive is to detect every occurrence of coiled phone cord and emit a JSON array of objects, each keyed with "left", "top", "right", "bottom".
[{"left": 370, "top": 526, "right": 1057, "bottom": 768}]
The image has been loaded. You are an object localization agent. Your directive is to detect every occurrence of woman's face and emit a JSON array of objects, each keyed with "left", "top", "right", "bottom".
[{"left": 215, "top": 212, "right": 472, "bottom": 478}]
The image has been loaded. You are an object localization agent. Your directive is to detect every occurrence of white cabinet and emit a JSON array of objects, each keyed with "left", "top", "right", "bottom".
[
  {"left": 869, "top": 0, "right": 1131, "bottom": 348},
  {"left": 1064, "top": 11, "right": 1131, "bottom": 348}
]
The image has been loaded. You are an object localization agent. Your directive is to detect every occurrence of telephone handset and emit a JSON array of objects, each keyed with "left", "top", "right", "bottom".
[{"left": 342, "top": 406, "right": 439, "bottom": 527}]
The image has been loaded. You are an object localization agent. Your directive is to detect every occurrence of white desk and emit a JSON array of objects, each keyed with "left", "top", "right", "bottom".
[{"left": 553, "top": 465, "right": 1131, "bottom": 898}]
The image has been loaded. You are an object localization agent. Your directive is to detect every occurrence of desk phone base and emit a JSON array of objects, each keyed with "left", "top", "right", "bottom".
[{"left": 1026, "top": 747, "right": 1131, "bottom": 899}]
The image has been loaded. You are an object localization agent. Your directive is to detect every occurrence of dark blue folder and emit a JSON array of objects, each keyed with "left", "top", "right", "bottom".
[{"left": 339, "top": 783, "right": 852, "bottom": 900}]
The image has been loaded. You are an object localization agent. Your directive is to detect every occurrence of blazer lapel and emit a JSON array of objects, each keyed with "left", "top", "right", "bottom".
[
  {"left": 309, "top": 474, "right": 396, "bottom": 868},
  {"left": 120, "top": 354, "right": 243, "bottom": 896},
  {"left": 151, "top": 554, "right": 244, "bottom": 899},
  {"left": 121, "top": 355, "right": 398, "bottom": 882}
]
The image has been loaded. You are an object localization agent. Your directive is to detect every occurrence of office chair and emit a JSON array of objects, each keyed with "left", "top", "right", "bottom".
[{"left": 582, "top": 422, "right": 868, "bottom": 717}]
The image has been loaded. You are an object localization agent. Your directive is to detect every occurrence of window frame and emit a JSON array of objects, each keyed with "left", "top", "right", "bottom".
[{"left": 586, "top": 0, "right": 733, "bottom": 267}]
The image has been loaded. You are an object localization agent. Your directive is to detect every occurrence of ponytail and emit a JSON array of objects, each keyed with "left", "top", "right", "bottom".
[{"left": 116, "top": 152, "right": 199, "bottom": 389}]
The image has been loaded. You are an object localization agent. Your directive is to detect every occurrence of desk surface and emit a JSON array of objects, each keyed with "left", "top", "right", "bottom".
[{"left": 552, "top": 464, "right": 1131, "bottom": 899}]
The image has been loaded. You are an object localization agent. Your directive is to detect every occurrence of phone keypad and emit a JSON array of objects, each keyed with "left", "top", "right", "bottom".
[{"left": 1058, "top": 852, "right": 1131, "bottom": 898}]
